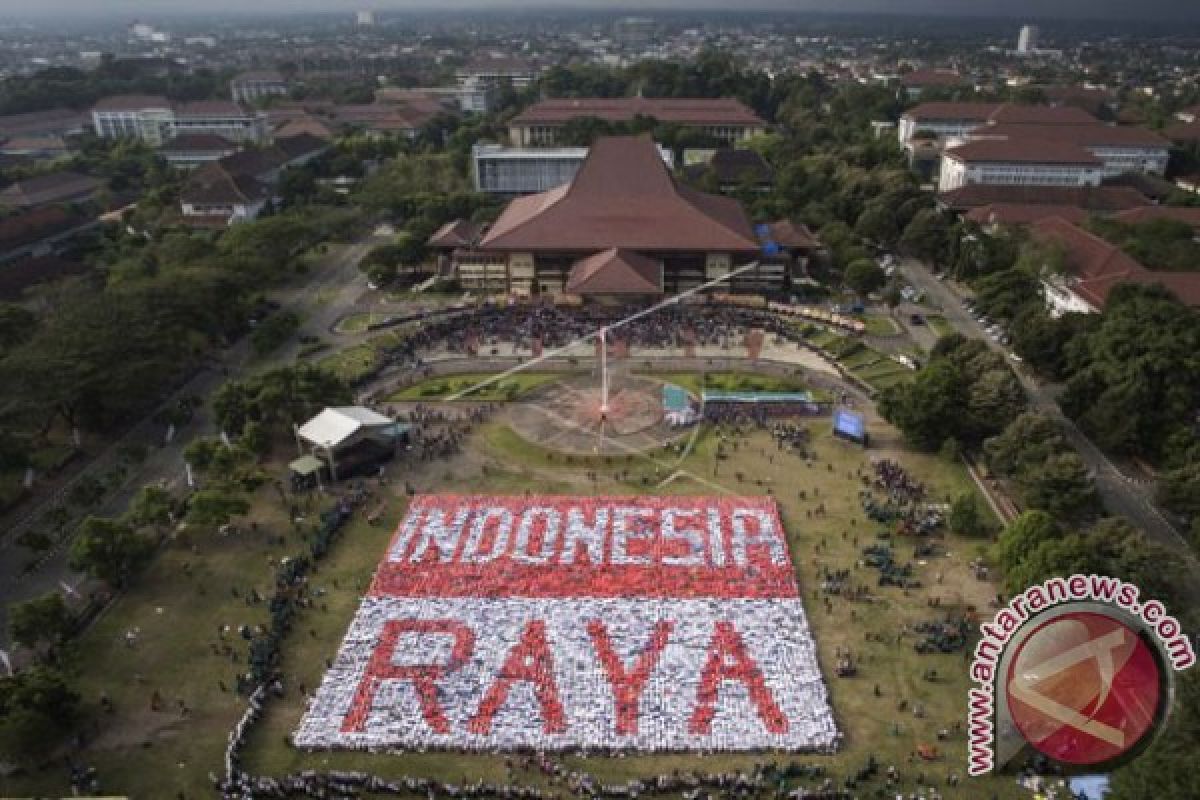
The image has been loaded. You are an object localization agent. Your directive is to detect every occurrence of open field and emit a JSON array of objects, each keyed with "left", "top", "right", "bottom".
[{"left": 1, "top": 373, "right": 1022, "bottom": 799}]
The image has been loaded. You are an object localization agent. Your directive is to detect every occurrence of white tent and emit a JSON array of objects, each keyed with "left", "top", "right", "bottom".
[{"left": 295, "top": 406, "right": 400, "bottom": 481}]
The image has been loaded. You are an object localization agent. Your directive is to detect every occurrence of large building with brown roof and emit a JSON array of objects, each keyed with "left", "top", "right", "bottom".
[
  {"left": 91, "top": 95, "right": 266, "bottom": 145},
  {"left": 1033, "top": 217, "right": 1200, "bottom": 314},
  {"left": 963, "top": 122, "right": 1169, "bottom": 178},
  {"left": 939, "top": 139, "right": 1105, "bottom": 192},
  {"left": 509, "top": 97, "right": 766, "bottom": 147},
  {"left": 438, "top": 135, "right": 763, "bottom": 296}
]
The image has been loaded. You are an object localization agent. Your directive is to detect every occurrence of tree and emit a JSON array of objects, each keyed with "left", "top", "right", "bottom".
[
  {"left": 854, "top": 202, "right": 900, "bottom": 247},
  {"left": 250, "top": 311, "right": 300, "bottom": 356},
  {"left": 947, "top": 493, "right": 993, "bottom": 537},
  {"left": 994, "top": 510, "right": 1060, "bottom": 580},
  {"left": 0, "top": 666, "right": 80, "bottom": 764},
  {"left": 843, "top": 259, "right": 886, "bottom": 296},
  {"left": 1109, "top": 669, "right": 1200, "bottom": 800},
  {"left": 964, "top": 368, "right": 1025, "bottom": 442},
  {"left": 68, "top": 516, "right": 155, "bottom": 588},
  {"left": 1159, "top": 463, "right": 1200, "bottom": 520},
  {"left": 184, "top": 488, "right": 250, "bottom": 530},
  {"left": 7, "top": 592, "right": 73, "bottom": 651},
  {"left": 126, "top": 485, "right": 176, "bottom": 530},
  {"left": 984, "top": 412, "right": 1065, "bottom": 477},
  {"left": 1017, "top": 451, "right": 1098, "bottom": 523},
  {"left": 0, "top": 303, "right": 36, "bottom": 352},
  {"left": 899, "top": 209, "right": 949, "bottom": 265}
]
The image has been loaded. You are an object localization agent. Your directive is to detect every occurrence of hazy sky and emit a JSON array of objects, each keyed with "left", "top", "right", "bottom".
[{"left": 0, "top": 0, "right": 1198, "bottom": 20}]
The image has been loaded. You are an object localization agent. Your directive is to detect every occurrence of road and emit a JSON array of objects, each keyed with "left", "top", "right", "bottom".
[
  {"left": 900, "top": 257, "right": 1199, "bottom": 573},
  {"left": 0, "top": 233, "right": 378, "bottom": 649}
]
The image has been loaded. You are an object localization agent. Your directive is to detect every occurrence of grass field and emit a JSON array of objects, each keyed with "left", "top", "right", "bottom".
[
  {"left": 1, "top": 402, "right": 1023, "bottom": 799},
  {"left": 386, "top": 372, "right": 565, "bottom": 402},
  {"left": 859, "top": 315, "right": 902, "bottom": 337},
  {"left": 333, "top": 312, "right": 393, "bottom": 334},
  {"left": 926, "top": 316, "right": 955, "bottom": 338}
]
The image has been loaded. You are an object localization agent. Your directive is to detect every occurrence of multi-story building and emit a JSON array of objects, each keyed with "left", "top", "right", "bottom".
[
  {"left": 938, "top": 140, "right": 1104, "bottom": 192},
  {"left": 455, "top": 57, "right": 539, "bottom": 92},
  {"left": 435, "top": 135, "right": 762, "bottom": 296},
  {"left": 509, "top": 97, "right": 767, "bottom": 147},
  {"left": 961, "top": 123, "right": 1169, "bottom": 178},
  {"left": 472, "top": 143, "right": 673, "bottom": 195},
  {"left": 231, "top": 70, "right": 289, "bottom": 105},
  {"left": 1017, "top": 25, "right": 1040, "bottom": 54},
  {"left": 92, "top": 96, "right": 267, "bottom": 145},
  {"left": 897, "top": 102, "right": 1096, "bottom": 146}
]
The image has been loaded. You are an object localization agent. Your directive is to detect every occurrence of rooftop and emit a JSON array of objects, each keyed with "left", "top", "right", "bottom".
[
  {"left": 565, "top": 248, "right": 663, "bottom": 295},
  {"left": 93, "top": 94, "right": 171, "bottom": 112},
  {"left": 899, "top": 69, "right": 965, "bottom": 88},
  {"left": 511, "top": 97, "right": 765, "bottom": 127},
  {"left": 937, "top": 184, "right": 1151, "bottom": 211},
  {"left": 479, "top": 135, "right": 759, "bottom": 253},
  {"left": 943, "top": 138, "right": 1102, "bottom": 166},
  {"left": 969, "top": 122, "right": 1167, "bottom": 148}
]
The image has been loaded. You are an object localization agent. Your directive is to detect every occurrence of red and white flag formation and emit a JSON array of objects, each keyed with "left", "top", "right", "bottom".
[{"left": 295, "top": 495, "right": 838, "bottom": 752}]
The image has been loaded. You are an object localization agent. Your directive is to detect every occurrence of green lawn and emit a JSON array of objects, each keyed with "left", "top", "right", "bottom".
[
  {"left": 315, "top": 343, "right": 380, "bottom": 383},
  {"left": 386, "top": 372, "right": 565, "bottom": 402},
  {"left": 926, "top": 315, "right": 956, "bottom": 338},
  {"left": 859, "top": 314, "right": 902, "bottom": 336},
  {"left": 332, "top": 312, "right": 393, "bottom": 334},
  {"left": 2, "top": 409, "right": 1020, "bottom": 799}
]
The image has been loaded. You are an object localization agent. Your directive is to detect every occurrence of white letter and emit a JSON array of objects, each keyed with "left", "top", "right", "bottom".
[
  {"left": 461, "top": 507, "right": 513, "bottom": 563},
  {"left": 731, "top": 508, "right": 786, "bottom": 566},
  {"left": 662, "top": 509, "right": 705, "bottom": 566},
  {"left": 408, "top": 507, "right": 470, "bottom": 562},
  {"left": 562, "top": 507, "right": 609, "bottom": 564},
  {"left": 611, "top": 506, "right": 653, "bottom": 565},
  {"left": 512, "top": 507, "right": 561, "bottom": 564}
]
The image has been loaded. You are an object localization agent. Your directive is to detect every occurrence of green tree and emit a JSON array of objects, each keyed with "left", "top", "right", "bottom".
[
  {"left": 843, "top": 258, "right": 886, "bottom": 296},
  {"left": 0, "top": 303, "right": 36, "bottom": 352},
  {"left": 126, "top": 485, "right": 176, "bottom": 530},
  {"left": 0, "top": 666, "right": 80, "bottom": 764},
  {"left": 984, "top": 412, "right": 1065, "bottom": 477},
  {"left": 1017, "top": 451, "right": 1098, "bottom": 522},
  {"left": 947, "top": 493, "right": 993, "bottom": 537},
  {"left": 898, "top": 209, "right": 949, "bottom": 265},
  {"left": 1159, "top": 463, "right": 1200, "bottom": 520},
  {"left": 7, "top": 592, "right": 73, "bottom": 651},
  {"left": 994, "top": 510, "right": 1060, "bottom": 579},
  {"left": 878, "top": 360, "right": 967, "bottom": 450},
  {"left": 184, "top": 488, "right": 249, "bottom": 530},
  {"left": 854, "top": 202, "right": 900, "bottom": 247},
  {"left": 68, "top": 516, "right": 155, "bottom": 588}
]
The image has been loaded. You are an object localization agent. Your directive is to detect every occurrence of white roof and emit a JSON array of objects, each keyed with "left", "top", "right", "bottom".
[{"left": 296, "top": 406, "right": 394, "bottom": 448}]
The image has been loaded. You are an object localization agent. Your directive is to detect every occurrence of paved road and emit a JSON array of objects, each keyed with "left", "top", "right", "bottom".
[
  {"left": 0, "top": 234, "right": 377, "bottom": 649},
  {"left": 900, "top": 257, "right": 1199, "bottom": 573}
]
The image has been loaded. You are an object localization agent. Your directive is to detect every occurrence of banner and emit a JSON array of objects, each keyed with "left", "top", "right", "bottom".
[{"left": 295, "top": 495, "right": 838, "bottom": 752}]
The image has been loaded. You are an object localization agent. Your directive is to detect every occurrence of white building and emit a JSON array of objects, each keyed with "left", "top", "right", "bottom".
[
  {"left": 231, "top": 70, "right": 289, "bottom": 105},
  {"left": 939, "top": 140, "right": 1104, "bottom": 192},
  {"left": 961, "top": 123, "right": 1170, "bottom": 178},
  {"left": 897, "top": 102, "right": 995, "bottom": 145},
  {"left": 1017, "top": 25, "right": 1040, "bottom": 54},
  {"left": 356, "top": 9, "right": 376, "bottom": 26},
  {"left": 472, "top": 143, "right": 673, "bottom": 195},
  {"left": 92, "top": 96, "right": 267, "bottom": 146}
]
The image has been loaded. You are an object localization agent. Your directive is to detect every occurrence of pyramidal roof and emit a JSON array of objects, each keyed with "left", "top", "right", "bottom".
[
  {"left": 479, "top": 135, "right": 759, "bottom": 253},
  {"left": 566, "top": 248, "right": 663, "bottom": 294}
]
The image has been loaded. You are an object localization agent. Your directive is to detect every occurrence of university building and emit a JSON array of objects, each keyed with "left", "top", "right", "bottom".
[
  {"left": 92, "top": 95, "right": 268, "bottom": 146},
  {"left": 432, "top": 135, "right": 771, "bottom": 297},
  {"left": 508, "top": 97, "right": 767, "bottom": 147},
  {"left": 472, "top": 143, "right": 673, "bottom": 195}
]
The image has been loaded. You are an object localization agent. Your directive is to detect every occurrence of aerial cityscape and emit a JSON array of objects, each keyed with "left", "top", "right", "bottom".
[{"left": 0, "top": 2, "right": 1198, "bottom": 799}]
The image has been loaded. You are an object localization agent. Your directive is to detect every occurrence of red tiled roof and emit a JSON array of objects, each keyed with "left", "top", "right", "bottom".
[
  {"left": 1032, "top": 217, "right": 1200, "bottom": 308},
  {"left": 764, "top": 219, "right": 820, "bottom": 249},
  {"left": 1162, "top": 122, "right": 1200, "bottom": 143},
  {"left": 937, "top": 185, "right": 1151, "bottom": 211},
  {"left": 479, "top": 135, "right": 759, "bottom": 253},
  {"left": 175, "top": 100, "right": 249, "bottom": 117},
  {"left": 511, "top": 97, "right": 765, "bottom": 127},
  {"left": 970, "top": 122, "right": 1167, "bottom": 148},
  {"left": 428, "top": 219, "right": 481, "bottom": 249},
  {"left": 965, "top": 204, "right": 1090, "bottom": 227},
  {"left": 162, "top": 133, "right": 237, "bottom": 152},
  {"left": 1112, "top": 206, "right": 1200, "bottom": 228},
  {"left": 944, "top": 138, "right": 1102, "bottom": 165},
  {"left": 899, "top": 69, "right": 964, "bottom": 87},
  {"left": 92, "top": 94, "right": 171, "bottom": 111},
  {"left": 985, "top": 104, "right": 1099, "bottom": 126},
  {"left": 566, "top": 248, "right": 663, "bottom": 294}
]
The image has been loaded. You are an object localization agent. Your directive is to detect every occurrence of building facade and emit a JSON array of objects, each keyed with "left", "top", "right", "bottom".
[
  {"left": 939, "top": 141, "right": 1104, "bottom": 191},
  {"left": 231, "top": 70, "right": 290, "bottom": 105},
  {"left": 92, "top": 96, "right": 267, "bottom": 145},
  {"left": 509, "top": 97, "right": 767, "bottom": 147}
]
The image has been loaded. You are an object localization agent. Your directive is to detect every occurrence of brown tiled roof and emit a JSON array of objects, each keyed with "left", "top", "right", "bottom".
[
  {"left": 0, "top": 108, "right": 86, "bottom": 138},
  {"left": 232, "top": 69, "right": 285, "bottom": 83},
  {"left": 182, "top": 164, "right": 268, "bottom": 205},
  {"left": 93, "top": 94, "right": 170, "bottom": 111},
  {"left": 480, "top": 135, "right": 759, "bottom": 253},
  {"left": 273, "top": 116, "right": 335, "bottom": 140},
  {"left": 985, "top": 104, "right": 1099, "bottom": 126},
  {"left": 965, "top": 204, "right": 1090, "bottom": 226},
  {"left": 0, "top": 171, "right": 101, "bottom": 207},
  {"left": 944, "top": 139, "right": 1101, "bottom": 165},
  {"left": 511, "top": 97, "right": 765, "bottom": 127},
  {"left": 1162, "top": 122, "right": 1200, "bottom": 143},
  {"left": 566, "top": 248, "right": 663, "bottom": 294},
  {"left": 0, "top": 206, "right": 88, "bottom": 252},
  {"left": 1032, "top": 217, "right": 1200, "bottom": 308},
  {"left": 764, "top": 219, "right": 820, "bottom": 249},
  {"left": 970, "top": 122, "right": 1167, "bottom": 148},
  {"left": 428, "top": 219, "right": 481, "bottom": 249},
  {"left": 899, "top": 69, "right": 965, "bottom": 87},
  {"left": 175, "top": 100, "right": 250, "bottom": 117},
  {"left": 274, "top": 133, "right": 329, "bottom": 160},
  {"left": 162, "top": 133, "right": 237, "bottom": 152},
  {"left": 902, "top": 102, "right": 1000, "bottom": 122},
  {"left": 937, "top": 185, "right": 1151, "bottom": 211},
  {"left": 1112, "top": 206, "right": 1200, "bottom": 228}
]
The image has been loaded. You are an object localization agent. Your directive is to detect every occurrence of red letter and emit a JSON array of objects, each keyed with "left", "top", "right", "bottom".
[
  {"left": 341, "top": 619, "right": 474, "bottom": 734},
  {"left": 689, "top": 620, "right": 788, "bottom": 734},
  {"left": 588, "top": 619, "right": 673, "bottom": 735},
  {"left": 468, "top": 619, "right": 565, "bottom": 734}
]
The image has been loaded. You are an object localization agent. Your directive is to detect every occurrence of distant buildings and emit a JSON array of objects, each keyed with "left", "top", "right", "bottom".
[
  {"left": 472, "top": 143, "right": 673, "bottom": 195},
  {"left": 92, "top": 96, "right": 267, "bottom": 145},
  {"left": 161, "top": 134, "right": 239, "bottom": 169},
  {"left": 509, "top": 97, "right": 767, "bottom": 147},
  {"left": 0, "top": 171, "right": 101, "bottom": 209},
  {"left": 230, "top": 70, "right": 289, "bottom": 105},
  {"left": 898, "top": 69, "right": 965, "bottom": 99},
  {"left": 1017, "top": 25, "right": 1040, "bottom": 55},
  {"left": 356, "top": 10, "right": 376, "bottom": 27}
]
